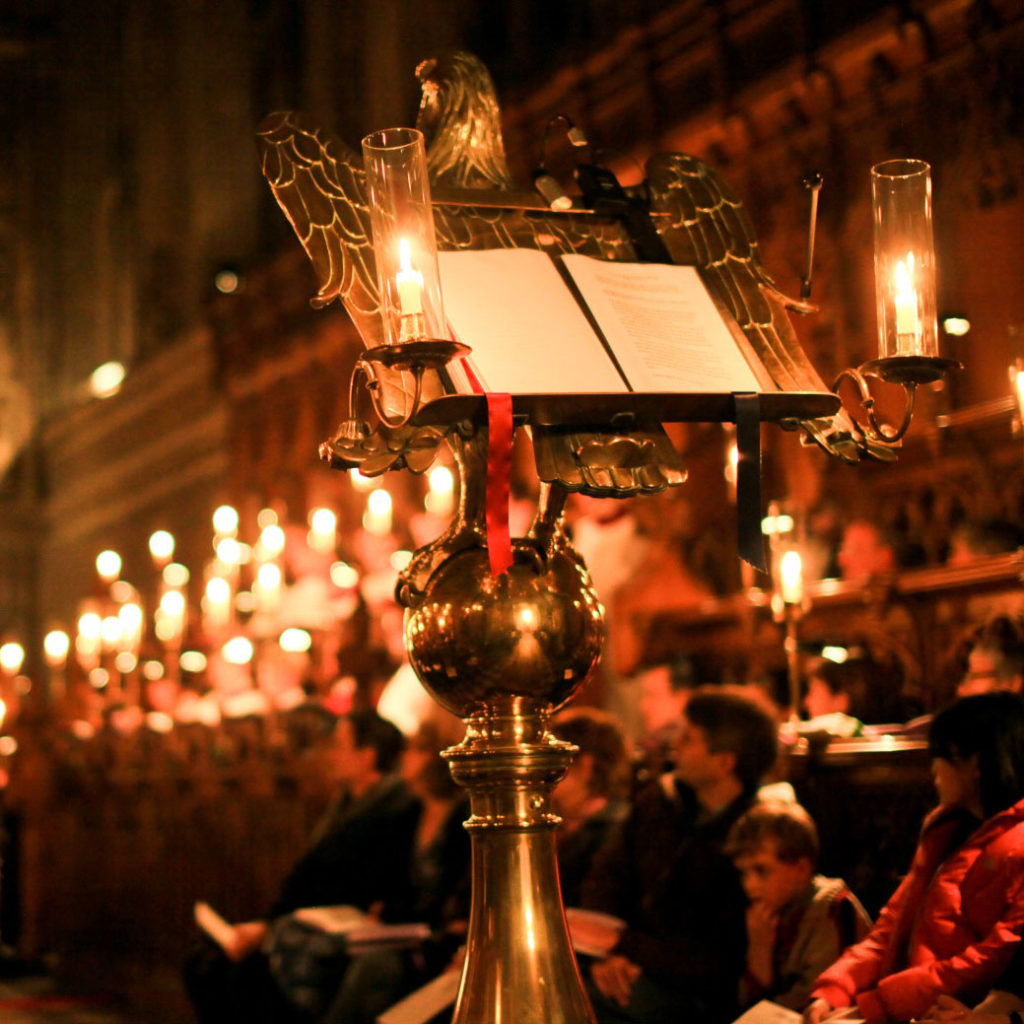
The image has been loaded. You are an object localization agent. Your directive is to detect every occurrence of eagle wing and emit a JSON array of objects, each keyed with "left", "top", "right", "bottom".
[{"left": 258, "top": 111, "right": 385, "bottom": 348}]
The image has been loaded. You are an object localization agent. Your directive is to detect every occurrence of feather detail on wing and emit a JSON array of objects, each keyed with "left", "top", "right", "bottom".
[
  {"left": 647, "top": 153, "right": 893, "bottom": 462},
  {"left": 258, "top": 111, "right": 384, "bottom": 344}
]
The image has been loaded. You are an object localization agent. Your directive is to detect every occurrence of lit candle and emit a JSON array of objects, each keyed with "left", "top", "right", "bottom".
[
  {"left": 204, "top": 576, "right": 233, "bottom": 629},
  {"left": 396, "top": 238, "right": 423, "bottom": 316},
  {"left": 255, "top": 561, "right": 282, "bottom": 614},
  {"left": 779, "top": 550, "right": 804, "bottom": 605},
  {"left": 364, "top": 488, "right": 393, "bottom": 536},
  {"left": 308, "top": 507, "right": 337, "bottom": 554},
  {"left": 426, "top": 465, "right": 455, "bottom": 516},
  {"left": 157, "top": 588, "right": 187, "bottom": 644},
  {"left": 894, "top": 254, "right": 918, "bottom": 341}
]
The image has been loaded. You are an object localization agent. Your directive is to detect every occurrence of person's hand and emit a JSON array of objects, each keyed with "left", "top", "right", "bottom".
[
  {"left": 917, "top": 994, "right": 1014, "bottom": 1024},
  {"left": 224, "top": 920, "right": 268, "bottom": 962},
  {"left": 591, "top": 954, "right": 642, "bottom": 1008},
  {"left": 745, "top": 901, "right": 778, "bottom": 986},
  {"left": 804, "top": 997, "right": 834, "bottom": 1024},
  {"left": 919, "top": 995, "right": 971, "bottom": 1023},
  {"left": 566, "top": 914, "right": 622, "bottom": 958}
]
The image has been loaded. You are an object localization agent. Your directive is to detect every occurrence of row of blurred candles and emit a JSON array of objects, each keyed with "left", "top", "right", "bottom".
[{"left": 0, "top": 464, "right": 459, "bottom": 733}]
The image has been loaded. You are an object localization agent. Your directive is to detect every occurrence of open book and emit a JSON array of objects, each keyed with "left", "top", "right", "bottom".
[
  {"left": 732, "top": 1001, "right": 803, "bottom": 1024},
  {"left": 731, "top": 1001, "right": 866, "bottom": 1024},
  {"left": 377, "top": 969, "right": 461, "bottom": 1024},
  {"left": 194, "top": 900, "right": 430, "bottom": 957},
  {"left": 563, "top": 907, "right": 626, "bottom": 958},
  {"left": 194, "top": 900, "right": 237, "bottom": 952},
  {"left": 293, "top": 905, "right": 431, "bottom": 954},
  {"left": 437, "top": 249, "right": 766, "bottom": 396}
]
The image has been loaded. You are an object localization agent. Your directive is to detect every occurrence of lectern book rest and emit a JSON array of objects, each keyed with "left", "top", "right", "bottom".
[{"left": 438, "top": 248, "right": 769, "bottom": 397}]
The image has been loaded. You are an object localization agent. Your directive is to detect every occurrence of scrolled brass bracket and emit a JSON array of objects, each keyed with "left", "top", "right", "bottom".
[{"left": 832, "top": 355, "right": 961, "bottom": 451}]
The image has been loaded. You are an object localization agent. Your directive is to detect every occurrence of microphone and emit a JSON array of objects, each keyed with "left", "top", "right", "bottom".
[
  {"left": 532, "top": 170, "right": 574, "bottom": 211},
  {"left": 531, "top": 115, "right": 592, "bottom": 211}
]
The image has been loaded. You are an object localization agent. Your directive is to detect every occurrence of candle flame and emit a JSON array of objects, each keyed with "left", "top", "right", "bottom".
[
  {"left": 399, "top": 238, "right": 413, "bottom": 273},
  {"left": 895, "top": 257, "right": 914, "bottom": 297}
]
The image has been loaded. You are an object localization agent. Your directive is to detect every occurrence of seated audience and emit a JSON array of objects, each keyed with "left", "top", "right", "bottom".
[
  {"left": 958, "top": 614, "right": 1024, "bottom": 697},
  {"left": 947, "top": 518, "right": 1024, "bottom": 566},
  {"left": 552, "top": 708, "right": 630, "bottom": 906},
  {"left": 803, "top": 653, "right": 908, "bottom": 733},
  {"left": 634, "top": 657, "right": 701, "bottom": 779},
  {"left": 804, "top": 692, "right": 1024, "bottom": 1024},
  {"left": 838, "top": 518, "right": 925, "bottom": 582},
  {"left": 572, "top": 686, "right": 778, "bottom": 1024},
  {"left": 184, "top": 710, "right": 420, "bottom": 1024},
  {"left": 322, "top": 720, "right": 470, "bottom": 1024},
  {"left": 726, "top": 801, "right": 871, "bottom": 1010}
]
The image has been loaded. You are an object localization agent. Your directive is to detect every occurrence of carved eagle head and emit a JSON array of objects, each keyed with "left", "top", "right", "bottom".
[{"left": 415, "top": 50, "right": 515, "bottom": 190}]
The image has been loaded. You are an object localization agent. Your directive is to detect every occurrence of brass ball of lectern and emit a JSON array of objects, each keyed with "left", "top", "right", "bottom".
[{"left": 404, "top": 540, "right": 605, "bottom": 718}]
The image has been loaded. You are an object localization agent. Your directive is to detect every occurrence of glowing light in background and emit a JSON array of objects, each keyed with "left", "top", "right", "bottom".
[
  {"left": 179, "top": 650, "right": 207, "bottom": 674},
  {"left": 89, "top": 361, "right": 126, "bottom": 399},
  {"left": 114, "top": 651, "right": 138, "bottom": 674},
  {"left": 941, "top": 315, "right": 970, "bottom": 337},
  {"left": 259, "top": 524, "right": 286, "bottom": 558},
  {"left": 821, "top": 646, "right": 849, "bottom": 664},
  {"left": 279, "top": 628, "right": 312, "bottom": 653},
  {"left": 256, "top": 562, "right": 282, "bottom": 591},
  {"left": 779, "top": 550, "right": 804, "bottom": 605},
  {"left": 349, "top": 468, "right": 374, "bottom": 491},
  {"left": 761, "top": 514, "right": 795, "bottom": 536},
  {"left": 148, "top": 530, "right": 175, "bottom": 565},
  {"left": 163, "top": 562, "right": 190, "bottom": 588},
  {"left": 222, "top": 636, "right": 254, "bottom": 665},
  {"left": 205, "top": 577, "right": 231, "bottom": 605},
  {"left": 308, "top": 507, "right": 337, "bottom": 553},
  {"left": 330, "top": 562, "right": 360, "bottom": 589},
  {"left": 215, "top": 537, "right": 243, "bottom": 565},
  {"left": 212, "top": 505, "right": 239, "bottom": 537},
  {"left": 43, "top": 630, "right": 70, "bottom": 668},
  {"left": 95, "top": 549, "right": 122, "bottom": 582},
  {"left": 425, "top": 465, "right": 455, "bottom": 515},
  {"left": 390, "top": 550, "right": 413, "bottom": 572},
  {"left": 100, "top": 615, "right": 123, "bottom": 648},
  {"left": 0, "top": 642, "right": 25, "bottom": 675},
  {"left": 160, "top": 589, "right": 186, "bottom": 618},
  {"left": 364, "top": 488, "right": 393, "bottom": 535}
]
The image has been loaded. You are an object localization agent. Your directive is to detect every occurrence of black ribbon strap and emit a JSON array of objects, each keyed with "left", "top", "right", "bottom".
[{"left": 735, "top": 393, "right": 766, "bottom": 572}]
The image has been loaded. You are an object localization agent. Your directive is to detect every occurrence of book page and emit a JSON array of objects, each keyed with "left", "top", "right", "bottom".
[
  {"left": 293, "top": 904, "right": 370, "bottom": 934},
  {"left": 194, "top": 901, "right": 236, "bottom": 953},
  {"left": 731, "top": 1000, "right": 804, "bottom": 1024},
  {"left": 377, "top": 969, "right": 461, "bottom": 1024},
  {"left": 560, "top": 254, "right": 762, "bottom": 393},
  {"left": 564, "top": 907, "right": 626, "bottom": 958},
  {"left": 438, "top": 248, "right": 628, "bottom": 394}
]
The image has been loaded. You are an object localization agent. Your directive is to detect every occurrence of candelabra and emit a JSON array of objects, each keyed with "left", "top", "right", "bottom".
[
  {"left": 257, "top": 50, "right": 960, "bottom": 1024},
  {"left": 831, "top": 159, "right": 959, "bottom": 448}
]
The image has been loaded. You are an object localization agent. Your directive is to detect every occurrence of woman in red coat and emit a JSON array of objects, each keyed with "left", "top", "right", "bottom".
[{"left": 805, "top": 692, "right": 1024, "bottom": 1024}]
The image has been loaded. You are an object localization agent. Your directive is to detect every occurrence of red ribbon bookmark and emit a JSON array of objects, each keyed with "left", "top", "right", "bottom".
[{"left": 485, "top": 393, "right": 514, "bottom": 576}]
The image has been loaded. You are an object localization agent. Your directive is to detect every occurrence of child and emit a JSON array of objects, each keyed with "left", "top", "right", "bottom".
[{"left": 726, "top": 801, "right": 871, "bottom": 1010}]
